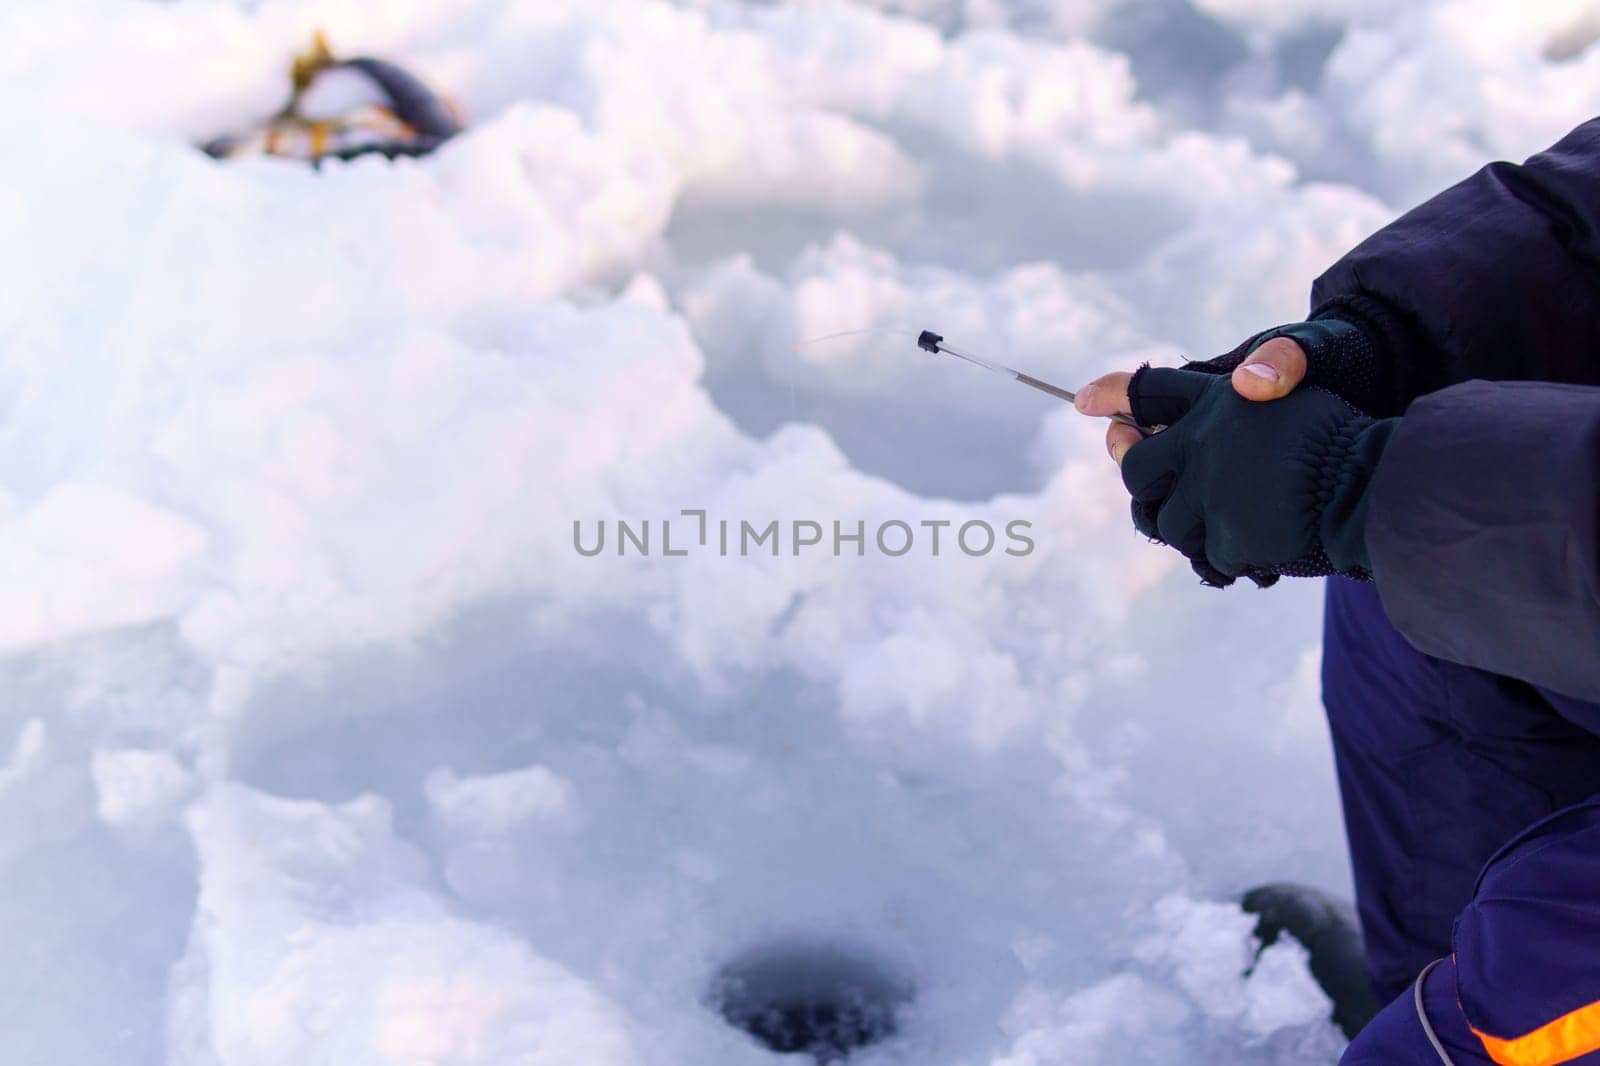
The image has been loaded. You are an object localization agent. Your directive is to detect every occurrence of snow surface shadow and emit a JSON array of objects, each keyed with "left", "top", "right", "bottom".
[
  {"left": 1095, "top": 0, "right": 1250, "bottom": 112},
  {"left": 667, "top": 140, "right": 1183, "bottom": 280},
  {"left": 0, "top": 623, "right": 204, "bottom": 1066},
  {"left": 225, "top": 601, "right": 688, "bottom": 828},
  {"left": 696, "top": 357, "right": 1047, "bottom": 501}
]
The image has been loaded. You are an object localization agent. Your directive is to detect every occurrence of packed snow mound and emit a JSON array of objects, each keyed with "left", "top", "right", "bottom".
[
  {"left": 0, "top": 0, "right": 1587, "bottom": 1063},
  {"left": 169, "top": 784, "right": 635, "bottom": 1066}
]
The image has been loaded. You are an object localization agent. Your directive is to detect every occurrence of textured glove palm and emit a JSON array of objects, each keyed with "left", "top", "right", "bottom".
[{"left": 1123, "top": 367, "right": 1398, "bottom": 588}]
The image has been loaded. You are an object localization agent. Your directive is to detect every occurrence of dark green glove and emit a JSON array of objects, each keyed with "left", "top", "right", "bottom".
[
  {"left": 1122, "top": 367, "right": 1399, "bottom": 588},
  {"left": 1186, "top": 314, "right": 1397, "bottom": 418}
]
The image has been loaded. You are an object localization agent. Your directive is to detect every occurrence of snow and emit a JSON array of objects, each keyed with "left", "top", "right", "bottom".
[
  {"left": 0, "top": 0, "right": 1583, "bottom": 1062},
  {"left": 173, "top": 785, "right": 635, "bottom": 1066},
  {"left": 94, "top": 747, "right": 196, "bottom": 835}
]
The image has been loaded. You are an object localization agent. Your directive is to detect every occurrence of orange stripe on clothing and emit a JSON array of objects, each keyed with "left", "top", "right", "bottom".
[{"left": 1472, "top": 999, "right": 1600, "bottom": 1066}]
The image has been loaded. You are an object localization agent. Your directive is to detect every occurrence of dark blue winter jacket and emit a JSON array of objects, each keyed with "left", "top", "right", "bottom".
[
  {"left": 1310, "top": 119, "right": 1600, "bottom": 705},
  {"left": 1311, "top": 120, "right": 1600, "bottom": 1064}
]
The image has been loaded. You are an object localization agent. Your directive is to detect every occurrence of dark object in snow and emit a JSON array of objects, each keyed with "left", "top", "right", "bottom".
[
  {"left": 1242, "top": 882, "right": 1379, "bottom": 1040},
  {"left": 710, "top": 943, "right": 911, "bottom": 1063},
  {"left": 337, "top": 56, "right": 462, "bottom": 143},
  {"left": 916, "top": 330, "right": 943, "bottom": 354},
  {"left": 201, "top": 31, "right": 462, "bottom": 165}
]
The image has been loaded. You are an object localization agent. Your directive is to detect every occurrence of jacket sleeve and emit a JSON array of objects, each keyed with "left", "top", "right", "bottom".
[
  {"left": 1309, "top": 119, "right": 1600, "bottom": 416},
  {"left": 1366, "top": 380, "right": 1600, "bottom": 702}
]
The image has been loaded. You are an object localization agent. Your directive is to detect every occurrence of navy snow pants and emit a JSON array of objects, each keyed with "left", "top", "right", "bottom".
[
  {"left": 1321, "top": 576, "right": 1600, "bottom": 1004},
  {"left": 1342, "top": 798, "right": 1600, "bottom": 1064}
]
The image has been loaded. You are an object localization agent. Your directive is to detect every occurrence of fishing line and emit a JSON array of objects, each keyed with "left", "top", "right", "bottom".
[
  {"left": 789, "top": 325, "right": 918, "bottom": 352},
  {"left": 786, "top": 325, "right": 914, "bottom": 428}
]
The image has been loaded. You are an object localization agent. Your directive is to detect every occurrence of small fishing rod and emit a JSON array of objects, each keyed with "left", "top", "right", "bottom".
[{"left": 916, "top": 330, "right": 1148, "bottom": 432}]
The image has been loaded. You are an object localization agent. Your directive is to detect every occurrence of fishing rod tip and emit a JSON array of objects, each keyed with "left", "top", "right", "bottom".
[{"left": 917, "top": 329, "right": 943, "bottom": 354}]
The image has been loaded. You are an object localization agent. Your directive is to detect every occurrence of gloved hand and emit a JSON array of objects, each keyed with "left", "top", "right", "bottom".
[
  {"left": 1120, "top": 367, "right": 1399, "bottom": 588},
  {"left": 1185, "top": 316, "right": 1393, "bottom": 417},
  {"left": 1075, "top": 317, "right": 1388, "bottom": 467}
]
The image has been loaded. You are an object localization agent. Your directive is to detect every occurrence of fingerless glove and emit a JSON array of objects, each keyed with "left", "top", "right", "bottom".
[
  {"left": 1187, "top": 315, "right": 1397, "bottom": 418},
  {"left": 1123, "top": 367, "right": 1400, "bottom": 588}
]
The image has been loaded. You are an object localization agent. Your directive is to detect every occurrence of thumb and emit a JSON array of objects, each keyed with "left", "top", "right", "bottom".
[{"left": 1231, "top": 336, "right": 1307, "bottom": 402}]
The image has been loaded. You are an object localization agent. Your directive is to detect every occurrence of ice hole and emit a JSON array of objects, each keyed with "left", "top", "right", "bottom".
[{"left": 710, "top": 941, "right": 912, "bottom": 1062}]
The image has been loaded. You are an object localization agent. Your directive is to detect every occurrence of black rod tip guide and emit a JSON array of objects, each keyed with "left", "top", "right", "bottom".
[{"left": 917, "top": 330, "right": 943, "bottom": 353}]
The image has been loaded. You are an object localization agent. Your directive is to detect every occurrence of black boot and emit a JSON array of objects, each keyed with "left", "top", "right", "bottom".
[{"left": 1242, "top": 883, "right": 1381, "bottom": 1040}]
